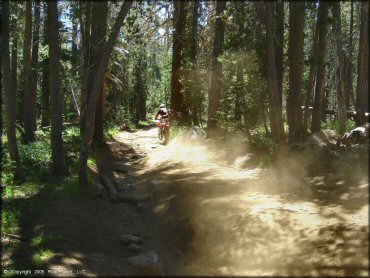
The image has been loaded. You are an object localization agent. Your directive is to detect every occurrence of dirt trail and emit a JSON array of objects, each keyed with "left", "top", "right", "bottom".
[
  {"left": 114, "top": 128, "right": 369, "bottom": 276},
  {"left": 15, "top": 127, "right": 367, "bottom": 276}
]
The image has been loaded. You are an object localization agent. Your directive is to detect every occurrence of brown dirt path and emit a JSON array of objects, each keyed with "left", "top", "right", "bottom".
[{"left": 7, "top": 127, "right": 367, "bottom": 276}]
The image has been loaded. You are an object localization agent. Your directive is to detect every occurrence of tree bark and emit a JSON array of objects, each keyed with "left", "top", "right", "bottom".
[
  {"left": 275, "top": 0, "right": 284, "bottom": 108},
  {"left": 287, "top": 1, "right": 305, "bottom": 143},
  {"left": 11, "top": 39, "right": 18, "bottom": 126},
  {"left": 23, "top": 0, "right": 34, "bottom": 143},
  {"left": 72, "top": 0, "right": 78, "bottom": 72},
  {"left": 303, "top": 6, "right": 319, "bottom": 135},
  {"left": 134, "top": 52, "right": 147, "bottom": 122},
  {"left": 189, "top": 0, "right": 200, "bottom": 126},
  {"left": 41, "top": 8, "right": 50, "bottom": 128},
  {"left": 80, "top": 2, "right": 92, "bottom": 133},
  {"left": 355, "top": 0, "right": 369, "bottom": 126},
  {"left": 264, "top": 2, "right": 286, "bottom": 145},
  {"left": 47, "top": 0, "right": 69, "bottom": 176},
  {"left": 2, "top": 1, "right": 25, "bottom": 181},
  {"left": 311, "top": 1, "right": 330, "bottom": 133},
  {"left": 170, "top": 0, "right": 189, "bottom": 124},
  {"left": 91, "top": 1, "right": 108, "bottom": 143},
  {"left": 332, "top": 2, "right": 347, "bottom": 133},
  {"left": 345, "top": 0, "right": 354, "bottom": 110},
  {"left": 234, "top": 59, "right": 243, "bottom": 121},
  {"left": 79, "top": 0, "right": 132, "bottom": 187},
  {"left": 29, "top": 0, "right": 41, "bottom": 137},
  {"left": 207, "top": 0, "right": 226, "bottom": 139}
]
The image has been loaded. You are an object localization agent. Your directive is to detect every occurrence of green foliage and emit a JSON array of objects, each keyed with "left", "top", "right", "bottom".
[
  {"left": 19, "top": 141, "right": 52, "bottom": 168},
  {"left": 31, "top": 234, "right": 63, "bottom": 247},
  {"left": 105, "top": 126, "right": 120, "bottom": 141},
  {"left": 32, "top": 249, "right": 55, "bottom": 267},
  {"left": 1, "top": 207, "right": 21, "bottom": 234},
  {"left": 322, "top": 119, "right": 356, "bottom": 135},
  {"left": 107, "top": 106, "right": 133, "bottom": 127}
]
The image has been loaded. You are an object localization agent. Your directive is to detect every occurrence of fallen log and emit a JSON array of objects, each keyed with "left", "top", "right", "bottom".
[{"left": 101, "top": 174, "right": 118, "bottom": 203}]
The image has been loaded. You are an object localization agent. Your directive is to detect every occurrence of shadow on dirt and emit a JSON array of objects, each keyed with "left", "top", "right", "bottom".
[
  {"left": 132, "top": 140, "right": 369, "bottom": 276},
  {"left": 3, "top": 132, "right": 368, "bottom": 276}
]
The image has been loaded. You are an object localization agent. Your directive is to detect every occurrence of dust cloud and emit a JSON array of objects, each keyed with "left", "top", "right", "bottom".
[{"left": 121, "top": 128, "right": 369, "bottom": 276}]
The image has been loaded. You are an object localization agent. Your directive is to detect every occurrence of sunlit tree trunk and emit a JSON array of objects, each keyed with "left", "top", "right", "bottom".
[
  {"left": 41, "top": 9, "right": 50, "bottom": 128},
  {"left": 355, "top": 0, "right": 369, "bottom": 126},
  {"left": 171, "top": 0, "right": 189, "bottom": 124},
  {"left": 2, "top": 1, "right": 25, "bottom": 182},
  {"left": 207, "top": 0, "right": 226, "bottom": 139},
  {"left": 189, "top": 0, "right": 200, "bottom": 126},
  {"left": 311, "top": 1, "right": 329, "bottom": 133},
  {"left": 29, "top": 0, "right": 41, "bottom": 137},
  {"left": 79, "top": 0, "right": 132, "bottom": 186},
  {"left": 47, "top": 0, "right": 69, "bottom": 176},
  {"left": 264, "top": 2, "right": 286, "bottom": 145},
  {"left": 91, "top": 1, "right": 108, "bottom": 143},
  {"left": 345, "top": 0, "right": 355, "bottom": 110},
  {"left": 287, "top": 1, "right": 305, "bottom": 143},
  {"left": 332, "top": 2, "right": 347, "bottom": 133},
  {"left": 303, "top": 13, "right": 318, "bottom": 135}
]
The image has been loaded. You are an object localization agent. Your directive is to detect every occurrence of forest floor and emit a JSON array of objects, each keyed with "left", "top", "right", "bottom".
[{"left": 2, "top": 127, "right": 369, "bottom": 276}]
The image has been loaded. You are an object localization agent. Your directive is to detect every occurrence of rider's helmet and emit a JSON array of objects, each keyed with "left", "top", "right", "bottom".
[{"left": 159, "top": 104, "right": 166, "bottom": 109}]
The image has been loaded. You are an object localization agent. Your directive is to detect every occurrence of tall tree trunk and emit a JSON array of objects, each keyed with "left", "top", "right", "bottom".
[
  {"left": 207, "top": 0, "right": 226, "bottom": 139},
  {"left": 134, "top": 54, "right": 147, "bottom": 121},
  {"left": 72, "top": 0, "right": 78, "bottom": 73},
  {"left": 311, "top": 1, "right": 330, "bottom": 133},
  {"left": 47, "top": 0, "right": 69, "bottom": 176},
  {"left": 80, "top": 2, "right": 92, "bottom": 133},
  {"left": 2, "top": 1, "right": 25, "bottom": 182},
  {"left": 275, "top": 0, "right": 284, "bottom": 108},
  {"left": 11, "top": 39, "right": 18, "bottom": 126},
  {"left": 332, "top": 2, "right": 347, "bottom": 133},
  {"left": 345, "top": 0, "right": 354, "bottom": 110},
  {"left": 171, "top": 0, "right": 189, "bottom": 124},
  {"left": 287, "top": 1, "right": 305, "bottom": 143},
  {"left": 189, "top": 0, "right": 200, "bottom": 126},
  {"left": 355, "top": 0, "right": 369, "bottom": 126},
  {"left": 41, "top": 9, "right": 50, "bottom": 127},
  {"left": 303, "top": 7, "right": 319, "bottom": 135},
  {"left": 23, "top": 0, "right": 34, "bottom": 143},
  {"left": 264, "top": 2, "right": 286, "bottom": 145},
  {"left": 90, "top": 1, "right": 108, "bottom": 143},
  {"left": 29, "top": 0, "right": 40, "bottom": 136},
  {"left": 234, "top": 2, "right": 245, "bottom": 122},
  {"left": 79, "top": 0, "right": 132, "bottom": 187},
  {"left": 234, "top": 59, "right": 243, "bottom": 121}
]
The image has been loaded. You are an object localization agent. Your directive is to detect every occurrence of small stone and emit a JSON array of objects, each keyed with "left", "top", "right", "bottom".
[
  {"left": 127, "top": 252, "right": 164, "bottom": 276},
  {"left": 128, "top": 243, "right": 144, "bottom": 253},
  {"left": 120, "top": 234, "right": 142, "bottom": 245},
  {"left": 115, "top": 168, "right": 128, "bottom": 174},
  {"left": 117, "top": 192, "right": 152, "bottom": 203}
]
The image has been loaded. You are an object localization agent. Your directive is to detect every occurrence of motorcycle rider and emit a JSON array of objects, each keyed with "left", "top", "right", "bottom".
[{"left": 155, "top": 104, "right": 170, "bottom": 120}]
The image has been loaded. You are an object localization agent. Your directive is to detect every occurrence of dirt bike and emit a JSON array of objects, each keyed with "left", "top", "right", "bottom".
[{"left": 156, "top": 117, "right": 170, "bottom": 145}]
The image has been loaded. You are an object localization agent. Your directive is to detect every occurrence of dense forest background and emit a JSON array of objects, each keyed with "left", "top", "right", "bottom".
[
  {"left": 1, "top": 0, "right": 369, "bottom": 184},
  {"left": 1, "top": 1, "right": 369, "bottom": 275}
]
